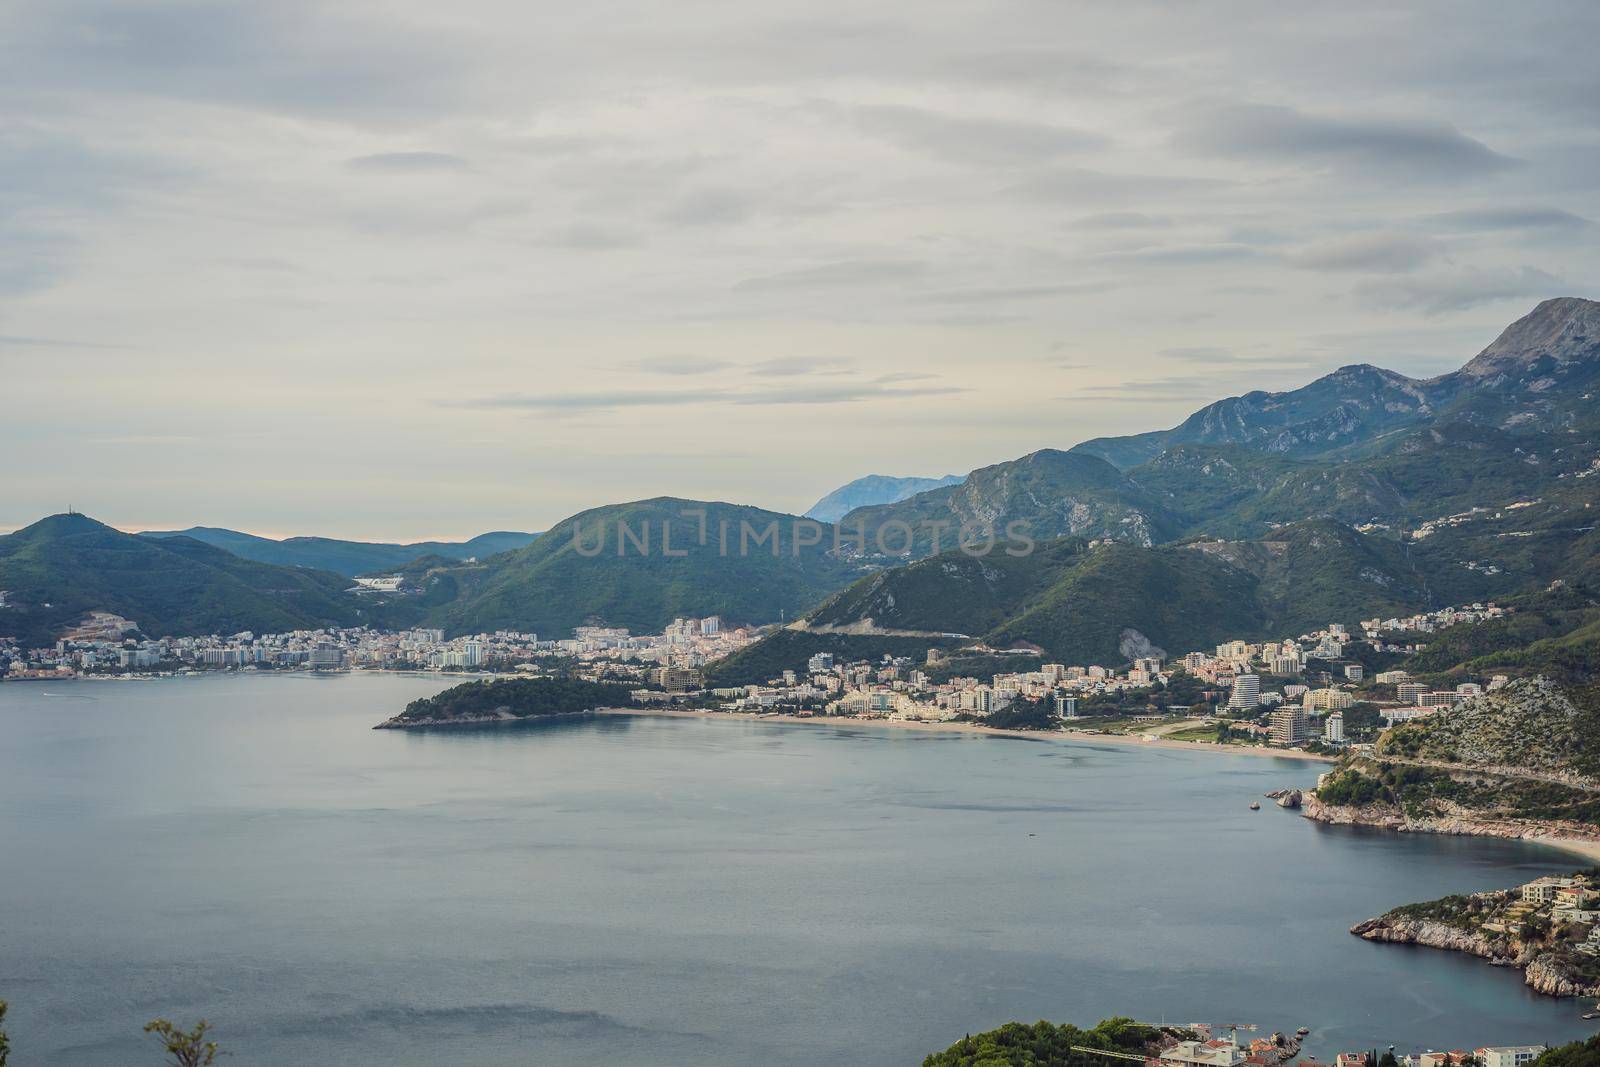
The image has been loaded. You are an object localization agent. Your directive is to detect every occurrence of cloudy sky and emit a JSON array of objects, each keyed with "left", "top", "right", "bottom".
[{"left": 2, "top": 0, "right": 1597, "bottom": 539}]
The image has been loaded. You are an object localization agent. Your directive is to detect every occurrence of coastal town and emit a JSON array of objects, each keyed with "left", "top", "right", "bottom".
[
  {"left": 1140, "top": 1026, "right": 1546, "bottom": 1067},
  {"left": 0, "top": 598, "right": 1514, "bottom": 759}
]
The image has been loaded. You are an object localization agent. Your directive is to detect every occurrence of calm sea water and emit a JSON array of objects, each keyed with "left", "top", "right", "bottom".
[{"left": 1, "top": 674, "right": 1594, "bottom": 1065}]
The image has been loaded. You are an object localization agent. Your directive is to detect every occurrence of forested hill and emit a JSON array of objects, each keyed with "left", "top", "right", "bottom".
[{"left": 375, "top": 677, "right": 634, "bottom": 728}]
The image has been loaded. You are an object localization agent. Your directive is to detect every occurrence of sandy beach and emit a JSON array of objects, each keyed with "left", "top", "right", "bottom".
[{"left": 595, "top": 706, "right": 1339, "bottom": 763}]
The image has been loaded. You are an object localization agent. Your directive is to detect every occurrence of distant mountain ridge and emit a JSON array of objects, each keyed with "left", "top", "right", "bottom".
[
  {"left": 139, "top": 527, "right": 539, "bottom": 576},
  {"left": 1072, "top": 296, "right": 1600, "bottom": 470},
  {"left": 837, "top": 448, "right": 1183, "bottom": 553},
  {"left": 0, "top": 514, "right": 368, "bottom": 647},
  {"left": 804, "top": 473, "right": 963, "bottom": 523}
]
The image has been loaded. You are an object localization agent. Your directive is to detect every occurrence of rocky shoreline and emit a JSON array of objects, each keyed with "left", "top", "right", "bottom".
[
  {"left": 1302, "top": 794, "right": 1600, "bottom": 857},
  {"left": 372, "top": 708, "right": 593, "bottom": 729},
  {"left": 1349, "top": 912, "right": 1600, "bottom": 999}
]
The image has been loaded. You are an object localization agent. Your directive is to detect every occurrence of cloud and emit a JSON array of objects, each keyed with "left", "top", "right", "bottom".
[
  {"left": 746, "top": 357, "right": 854, "bottom": 378},
  {"left": 446, "top": 379, "right": 963, "bottom": 412},
  {"left": 658, "top": 188, "right": 752, "bottom": 226},
  {"left": 733, "top": 260, "right": 927, "bottom": 291},
  {"left": 910, "top": 281, "right": 1118, "bottom": 305},
  {"left": 1159, "top": 346, "right": 1316, "bottom": 368},
  {"left": 1176, "top": 104, "right": 1515, "bottom": 179},
  {"left": 0, "top": 333, "right": 128, "bottom": 349},
  {"left": 1091, "top": 245, "right": 1259, "bottom": 266},
  {"left": 532, "top": 223, "right": 639, "bottom": 250},
  {"left": 4, "top": 1, "right": 472, "bottom": 119},
  {"left": 1068, "top": 212, "right": 1173, "bottom": 230},
  {"left": 849, "top": 104, "right": 1108, "bottom": 165},
  {"left": 1429, "top": 206, "right": 1594, "bottom": 233},
  {"left": 1359, "top": 265, "right": 1565, "bottom": 314},
  {"left": 1288, "top": 233, "right": 1444, "bottom": 273},
  {"left": 345, "top": 152, "right": 469, "bottom": 172},
  {"left": 616, "top": 355, "right": 735, "bottom": 376},
  {"left": 1009, "top": 167, "right": 1230, "bottom": 203}
]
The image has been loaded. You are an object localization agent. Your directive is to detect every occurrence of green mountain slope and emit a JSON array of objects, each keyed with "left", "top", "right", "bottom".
[
  {"left": 0, "top": 514, "right": 366, "bottom": 646},
  {"left": 763, "top": 519, "right": 1440, "bottom": 668},
  {"left": 837, "top": 448, "right": 1184, "bottom": 556},
  {"left": 139, "top": 526, "right": 538, "bottom": 576},
  {"left": 425, "top": 498, "right": 866, "bottom": 637}
]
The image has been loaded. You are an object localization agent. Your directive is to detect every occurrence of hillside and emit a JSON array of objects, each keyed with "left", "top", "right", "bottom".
[
  {"left": 374, "top": 677, "right": 633, "bottom": 728},
  {"left": 1071, "top": 298, "right": 1600, "bottom": 471},
  {"left": 732, "top": 519, "right": 1440, "bottom": 671},
  {"left": 140, "top": 526, "right": 538, "bottom": 576},
  {"left": 804, "top": 473, "right": 963, "bottom": 523},
  {"left": 423, "top": 498, "right": 867, "bottom": 638},
  {"left": 0, "top": 514, "right": 366, "bottom": 646},
  {"left": 1379, "top": 677, "right": 1600, "bottom": 783},
  {"left": 837, "top": 448, "right": 1183, "bottom": 556}
]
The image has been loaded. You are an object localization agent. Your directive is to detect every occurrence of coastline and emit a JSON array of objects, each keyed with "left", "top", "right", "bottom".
[
  {"left": 1303, "top": 795, "right": 1600, "bottom": 864},
  {"left": 593, "top": 706, "right": 1340, "bottom": 762}
]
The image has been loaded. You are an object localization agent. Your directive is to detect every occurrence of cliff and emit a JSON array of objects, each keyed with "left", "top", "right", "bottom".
[
  {"left": 1350, "top": 908, "right": 1600, "bottom": 999},
  {"left": 1303, "top": 793, "right": 1600, "bottom": 848}
]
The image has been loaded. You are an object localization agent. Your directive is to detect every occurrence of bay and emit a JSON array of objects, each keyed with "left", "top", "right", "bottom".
[{"left": 0, "top": 674, "right": 1592, "bottom": 1065}]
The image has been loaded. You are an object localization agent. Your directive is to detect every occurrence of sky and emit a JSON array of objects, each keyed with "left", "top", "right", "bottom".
[{"left": 2, "top": 0, "right": 1598, "bottom": 540}]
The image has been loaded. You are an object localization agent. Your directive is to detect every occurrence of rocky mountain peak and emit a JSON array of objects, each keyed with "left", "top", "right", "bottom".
[{"left": 1459, "top": 296, "right": 1600, "bottom": 379}]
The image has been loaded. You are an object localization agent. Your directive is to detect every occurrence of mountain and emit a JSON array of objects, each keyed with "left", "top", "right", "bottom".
[
  {"left": 1073, "top": 297, "right": 1600, "bottom": 470},
  {"left": 1073, "top": 363, "right": 1443, "bottom": 469},
  {"left": 138, "top": 527, "right": 539, "bottom": 576},
  {"left": 0, "top": 514, "right": 367, "bottom": 647},
  {"left": 836, "top": 449, "right": 1184, "bottom": 555},
  {"left": 422, "top": 498, "right": 868, "bottom": 637},
  {"left": 804, "top": 473, "right": 963, "bottom": 523},
  {"left": 785, "top": 518, "right": 1435, "bottom": 666}
]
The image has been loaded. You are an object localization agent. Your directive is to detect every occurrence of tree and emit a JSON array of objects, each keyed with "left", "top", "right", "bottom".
[
  {"left": 144, "top": 1019, "right": 222, "bottom": 1067},
  {"left": 0, "top": 999, "right": 10, "bottom": 1067}
]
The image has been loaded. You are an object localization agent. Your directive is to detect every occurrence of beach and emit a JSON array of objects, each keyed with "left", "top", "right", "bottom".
[{"left": 595, "top": 706, "right": 1340, "bottom": 763}]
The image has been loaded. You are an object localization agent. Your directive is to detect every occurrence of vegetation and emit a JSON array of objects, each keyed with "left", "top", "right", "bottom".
[
  {"left": 0, "top": 513, "right": 370, "bottom": 648},
  {"left": 392, "top": 677, "right": 633, "bottom": 724},
  {"left": 1314, "top": 760, "right": 1600, "bottom": 826},
  {"left": 1533, "top": 1031, "right": 1600, "bottom": 1067},
  {"left": 703, "top": 629, "right": 960, "bottom": 687},
  {"left": 425, "top": 498, "right": 866, "bottom": 638},
  {"left": 145, "top": 1018, "right": 222, "bottom": 1067},
  {"left": 0, "top": 999, "right": 8, "bottom": 1067},
  {"left": 923, "top": 1016, "right": 1183, "bottom": 1067},
  {"left": 841, "top": 448, "right": 1185, "bottom": 557},
  {"left": 139, "top": 526, "right": 537, "bottom": 577}
]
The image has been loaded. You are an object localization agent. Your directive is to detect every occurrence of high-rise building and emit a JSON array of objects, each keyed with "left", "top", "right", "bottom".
[
  {"left": 1054, "top": 694, "right": 1078, "bottom": 718},
  {"left": 1271, "top": 704, "right": 1308, "bottom": 745},
  {"left": 1324, "top": 711, "right": 1345, "bottom": 743},
  {"left": 1228, "top": 674, "right": 1261, "bottom": 709}
]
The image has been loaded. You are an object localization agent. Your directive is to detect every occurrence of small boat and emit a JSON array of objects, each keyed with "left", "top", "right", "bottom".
[
  {"left": 1296, "top": 1028, "right": 1310, "bottom": 1037},
  {"left": 1581, "top": 1011, "right": 1600, "bottom": 1020},
  {"left": 1250, "top": 802, "right": 1261, "bottom": 810}
]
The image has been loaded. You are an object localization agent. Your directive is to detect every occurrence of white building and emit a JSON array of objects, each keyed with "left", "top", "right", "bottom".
[
  {"left": 1228, "top": 674, "right": 1261, "bottom": 709},
  {"left": 1325, "top": 711, "right": 1345, "bottom": 743},
  {"left": 1476, "top": 1048, "right": 1546, "bottom": 1067}
]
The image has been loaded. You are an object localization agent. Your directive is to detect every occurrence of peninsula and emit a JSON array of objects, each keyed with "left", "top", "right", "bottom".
[{"left": 372, "top": 677, "right": 632, "bottom": 729}]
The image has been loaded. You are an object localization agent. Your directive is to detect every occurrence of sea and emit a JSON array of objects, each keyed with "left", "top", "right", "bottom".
[{"left": 1, "top": 673, "right": 1593, "bottom": 1065}]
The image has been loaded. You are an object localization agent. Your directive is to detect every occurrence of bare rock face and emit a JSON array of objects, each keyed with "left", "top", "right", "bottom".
[
  {"left": 1349, "top": 916, "right": 1500, "bottom": 960},
  {"left": 1276, "top": 789, "right": 1302, "bottom": 809},
  {"left": 1525, "top": 952, "right": 1600, "bottom": 998}
]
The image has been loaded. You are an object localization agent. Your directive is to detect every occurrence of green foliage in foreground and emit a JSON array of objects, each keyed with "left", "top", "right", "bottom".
[
  {"left": 145, "top": 1018, "right": 220, "bottom": 1067},
  {"left": 0, "top": 999, "right": 9, "bottom": 1067},
  {"left": 398, "top": 677, "right": 633, "bottom": 722},
  {"left": 923, "top": 1016, "right": 1176, "bottom": 1067},
  {"left": 1532, "top": 1028, "right": 1600, "bottom": 1067},
  {"left": 1315, "top": 761, "right": 1600, "bottom": 826}
]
